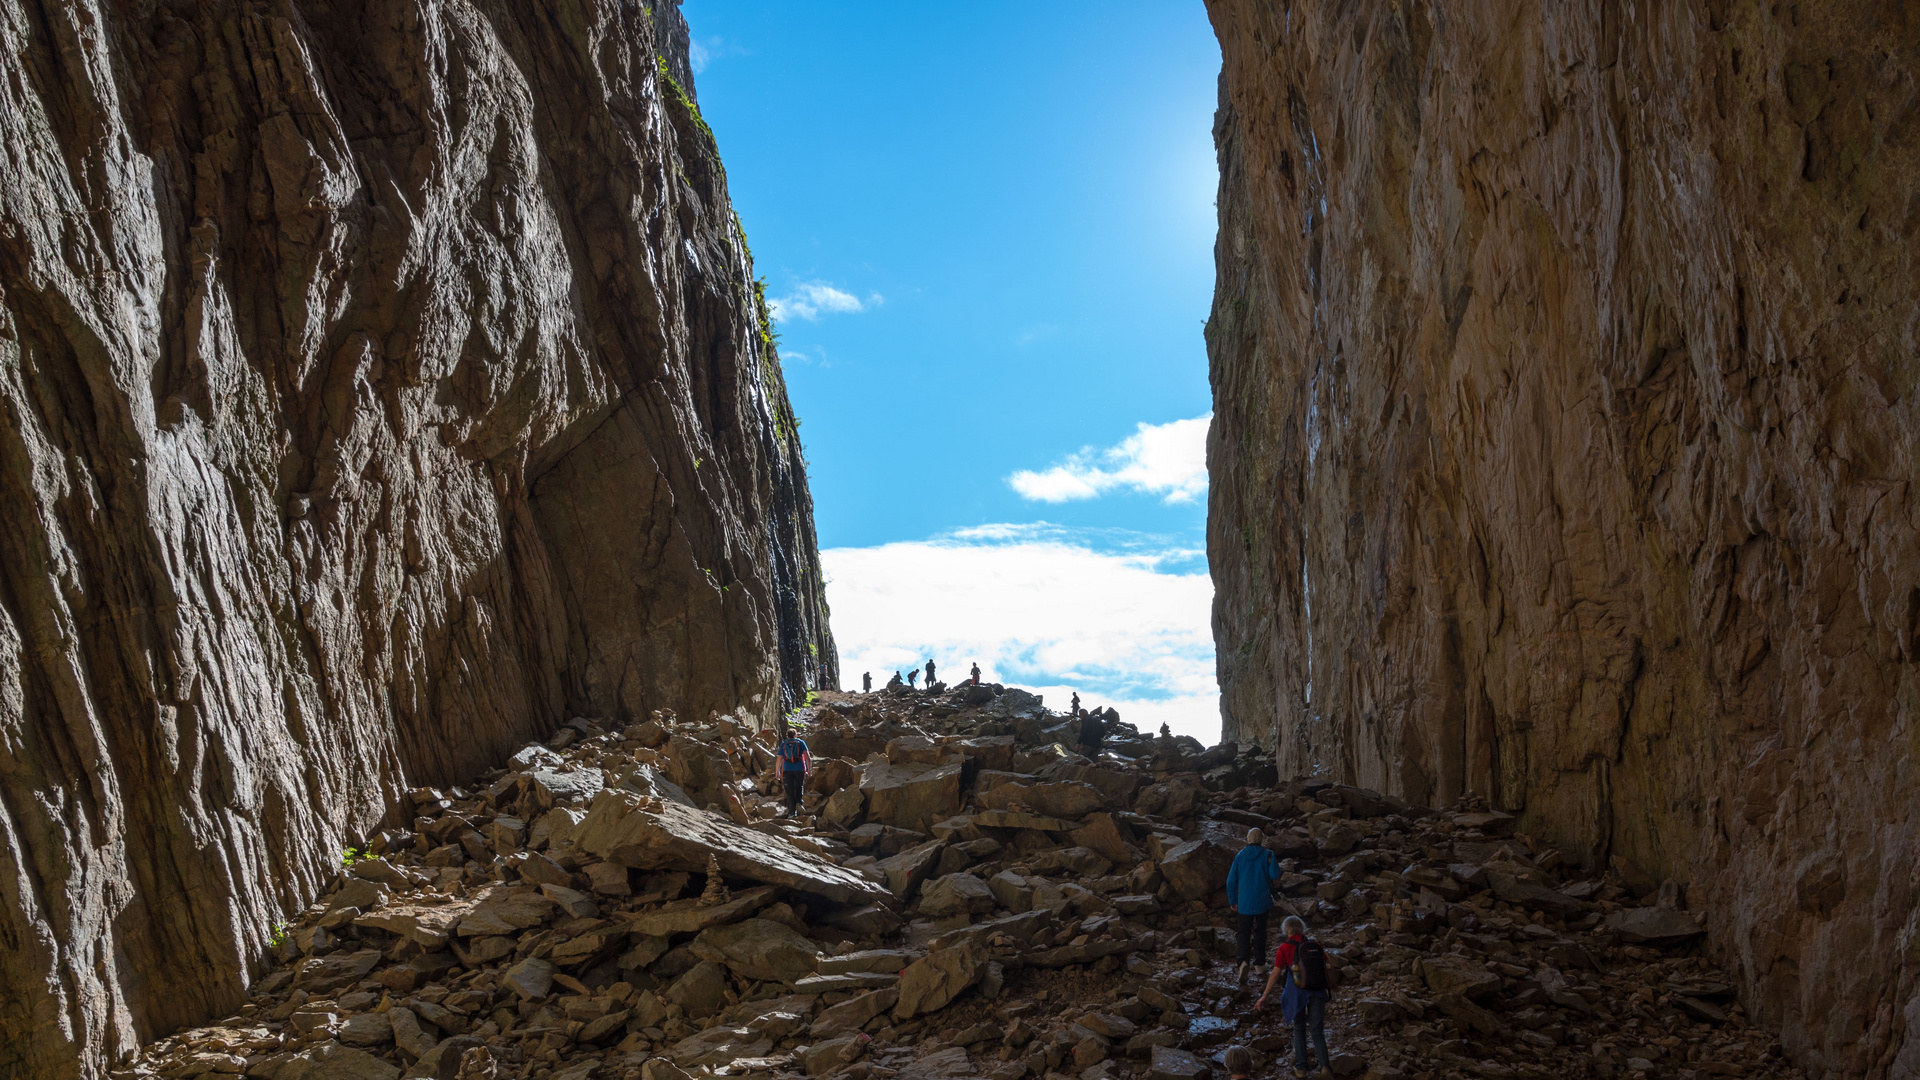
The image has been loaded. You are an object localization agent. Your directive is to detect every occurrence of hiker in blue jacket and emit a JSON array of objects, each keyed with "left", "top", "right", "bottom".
[
  {"left": 773, "top": 721, "right": 811, "bottom": 818},
  {"left": 1226, "top": 827, "right": 1284, "bottom": 983}
]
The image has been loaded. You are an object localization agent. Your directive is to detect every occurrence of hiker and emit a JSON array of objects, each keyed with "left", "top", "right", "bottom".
[
  {"left": 1255, "top": 915, "right": 1332, "bottom": 1076},
  {"left": 1077, "top": 706, "right": 1105, "bottom": 758},
  {"left": 773, "top": 722, "right": 811, "bottom": 818},
  {"left": 970, "top": 662, "right": 981, "bottom": 684},
  {"left": 1227, "top": 828, "right": 1284, "bottom": 982},
  {"left": 908, "top": 669, "right": 919, "bottom": 689},
  {"left": 925, "top": 658, "right": 936, "bottom": 686},
  {"left": 1070, "top": 692, "right": 1081, "bottom": 716},
  {"left": 1223, "top": 1047, "right": 1254, "bottom": 1080},
  {"left": 863, "top": 672, "right": 872, "bottom": 693}
]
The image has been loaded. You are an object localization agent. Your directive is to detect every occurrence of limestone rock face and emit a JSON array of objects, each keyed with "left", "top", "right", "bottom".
[
  {"left": 0, "top": 2, "right": 834, "bottom": 1076},
  {"left": 1204, "top": 1, "right": 1918, "bottom": 1074}
]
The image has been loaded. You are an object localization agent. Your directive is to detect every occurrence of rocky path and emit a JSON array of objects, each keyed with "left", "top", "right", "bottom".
[{"left": 121, "top": 686, "right": 1804, "bottom": 1080}]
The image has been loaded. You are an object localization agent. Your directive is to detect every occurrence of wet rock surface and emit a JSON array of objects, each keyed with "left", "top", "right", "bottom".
[
  {"left": 0, "top": 2, "right": 833, "bottom": 1076},
  {"left": 1202, "top": 2, "right": 1920, "bottom": 1075},
  {"left": 124, "top": 689, "right": 1804, "bottom": 1080}
]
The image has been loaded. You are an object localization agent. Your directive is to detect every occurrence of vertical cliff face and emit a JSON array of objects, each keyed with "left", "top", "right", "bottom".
[
  {"left": 1205, "top": 1, "right": 1918, "bottom": 1075},
  {"left": 0, "top": 1, "right": 835, "bottom": 1075}
]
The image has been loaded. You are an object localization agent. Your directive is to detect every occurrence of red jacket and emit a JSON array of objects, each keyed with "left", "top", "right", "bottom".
[{"left": 1273, "top": 934, "right": 1307, "bottom": 970}]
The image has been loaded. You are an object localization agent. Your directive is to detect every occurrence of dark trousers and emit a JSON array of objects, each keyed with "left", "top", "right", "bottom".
[
  {"left": 1293, "top": 993, "right": 1329, "bottom": 1070},
  {"left": 782, "top": 772, "right": 805, "bottom": 812},
  {"left": 1235, "top": 910, "right": 1269, "bottom": 965}
]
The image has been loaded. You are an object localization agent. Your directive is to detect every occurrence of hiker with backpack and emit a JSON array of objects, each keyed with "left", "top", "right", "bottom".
[
  {"left": 1255, "top": 914, "right": 1332, "bottom": 1077},
  {"left": 1227, "top": 828, "right": 1284, "bottom": 983},
  {"left": 773, "top": 722, "right": 811, "bottom": 818}
]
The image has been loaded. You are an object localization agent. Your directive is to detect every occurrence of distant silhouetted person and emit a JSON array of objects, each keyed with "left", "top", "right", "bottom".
[
  {"left": 1160, "top": 722, "right": 1172, "bottom": 739},
  {"left": 1070, "top": 692, "right": 1081, "bottom": 716},
  {"left": 863, "top": 672, "right": 872, "bottom": 693},
  {"left": 925, "top": 659, "right": 936, "bottom": 686},
  {"left": 887, "top": 671, "right": 903, "bottom": 690},
  {"left": 908, "top": 669, "right": 919, "bottom": 689},
  {"left": 970, "top": 662, "right": 981, "bottom": 685}
]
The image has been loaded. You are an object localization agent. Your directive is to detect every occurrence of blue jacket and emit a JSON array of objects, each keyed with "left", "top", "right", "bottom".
[{"left": 1225, "top": 844, "right": 1282, "bottom": 913}]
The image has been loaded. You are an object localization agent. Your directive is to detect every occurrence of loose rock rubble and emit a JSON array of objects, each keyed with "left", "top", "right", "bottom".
[{"left": 121, "top": 686, "right": 1805, "bottom": 1080}]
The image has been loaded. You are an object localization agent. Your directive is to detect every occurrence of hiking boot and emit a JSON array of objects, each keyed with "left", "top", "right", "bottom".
[{"left": 1236, "top": 961, "right": 1249, "bottom": 983}]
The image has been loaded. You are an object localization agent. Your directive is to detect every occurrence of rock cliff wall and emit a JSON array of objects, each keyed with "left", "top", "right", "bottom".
[
  {"left": 1204, "top": 1, "right": 1918, "bottom": 1075},
  {"left": 0, "top": 1, "right": 835, "bottom": 1076}
]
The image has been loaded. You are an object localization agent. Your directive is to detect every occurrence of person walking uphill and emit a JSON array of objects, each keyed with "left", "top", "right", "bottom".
[
  {"left": 1256, "top": 915, "right": 1333, "bottom": 1077},
  {"left": 773, "top": 722, "right": 811, "bottom": 818},
  {"left": 1227, "top": 828, "right": 1283, "bottom": 983}
]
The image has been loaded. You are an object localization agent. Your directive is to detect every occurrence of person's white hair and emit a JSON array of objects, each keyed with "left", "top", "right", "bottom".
[
  {"left": 1246, "top": 828, "right": 1265, "bottom": 844},
  {"left": 1281, "top": 915, "right": 1307, "bottom": 937}
]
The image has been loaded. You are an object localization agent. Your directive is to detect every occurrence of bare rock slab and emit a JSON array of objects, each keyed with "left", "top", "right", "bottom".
[{"left": 575, "top": 790, "right": 887, "bottom": 904}]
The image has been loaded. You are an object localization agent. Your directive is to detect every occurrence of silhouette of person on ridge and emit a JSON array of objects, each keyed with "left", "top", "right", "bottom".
[{"left": 863, "top": 672, "right": 872, "bottom": 693}]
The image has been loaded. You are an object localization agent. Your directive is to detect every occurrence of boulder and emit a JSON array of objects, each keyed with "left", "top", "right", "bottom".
[
  {"left": 878, "top": 838, "right": 948, "bottom": 900},
  {"left": 817, "top": 949, "right": 913, "bottom": 975},
  {"left": 295, "top": 950, "right": 382, "bottom": 994},
  {"left": 1606, "top": 906, "right": 1706, "bottom": 945},
  {"left": 502, "top": 957, "right": 555, "bottom": 1001},
  {"left": 861, "top": 761, "right": 965, "bottom": 832},
  {"left": 664, "top": 734, "right": 737, "bottom": 803},
  {"left": 1433, "top": 992, "right": 1504, "bottom": 1036},
  {"left": 353, "top": 903, "right": 462, "bottom": 949},
  {"left": 920, "top": 873, "right": 997, "bottom": 917},
  {"left": 400, "top": 1037, "right": 483, "bottom": 1080},
  {"left": 822, "top": 785, "right": 866, "bottom": 827},
  {"left": 973, "top": 809, "right": 1076, "bottom": 832},
  {"left": 454, "top": 886, "right": 557, "bottom": 937},
  {"left": 988, "top": 870, "right": 1034, "bottom": 913},
  {"left": 978, "top": 781, "right": 1106, "bottom": 819},
  {"left": 1069, "top": 813, "right": 1135, "bottom": 865},
  {"left": 1485, "top": 867, "right": 1591, "bottom": 918},
  {"left": 690, "top": 918, "right": 819, "bottom": 983},
  {"left": 894, "top": 940, "right": 990, "bottom": 1018},
  {"left": 811, "top": 987, "right": 900, "bottom": 1037},
  {"left": 284, "top": 1041, "right": 402, "bottom": 1080},
  {"left": 574, "top": 791, "right": 887, "bottom": 904},
  {"left": 1148, "top": 1045, "right": 1210, "bottom": 1080},
  {"left": 1418, "top": 955, "right": 1500, "bottom": 1000},
  {"left": 1158, "top": 838, "right": 1236, "bottom": 900},
  {"left": 665, "top": 961, "right": 733, "bottom": 1020},
  {"left": 339, "top": 1012, "right": 394, "bottom": 1047}
]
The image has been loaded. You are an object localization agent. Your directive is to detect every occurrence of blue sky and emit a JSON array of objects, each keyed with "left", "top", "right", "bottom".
[{"left": 682, "top": 1, "right": 1225, "bottom": 740}]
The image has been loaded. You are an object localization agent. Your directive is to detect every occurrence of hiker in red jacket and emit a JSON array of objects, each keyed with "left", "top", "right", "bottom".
[{"left": 1255, "top": 915, "right": 1332, "bottom": 1077}]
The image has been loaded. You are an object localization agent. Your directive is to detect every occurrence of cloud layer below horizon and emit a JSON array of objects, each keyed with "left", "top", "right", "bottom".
[{"left": 821, "top": 524, "right": 1221, "bottom": 744}]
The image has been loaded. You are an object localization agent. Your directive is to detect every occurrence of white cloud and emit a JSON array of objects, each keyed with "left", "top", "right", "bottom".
[
  {"left": 1009, "top": 415, "right": 1211, "bottom": 505},
  {"left": 769, "top": 282, "right": 881, "bottom": 322},
  {"left": 822, "top": 525, "right": 1222, "bottom": 744},
  {"left": 689, "top": 40, "right": 711, "bottom": 73}
]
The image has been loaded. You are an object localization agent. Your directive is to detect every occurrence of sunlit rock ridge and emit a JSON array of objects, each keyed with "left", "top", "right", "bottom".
[
  {"left": 1203, "top": 1, "right": 1918, "bottom": 1076},
  {"left": 0, "top": 1, "right": 834, "bottom": 1075}
]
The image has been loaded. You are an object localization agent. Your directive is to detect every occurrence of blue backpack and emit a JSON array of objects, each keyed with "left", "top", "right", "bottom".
[{"left": 778, "top": 739, "right": 808, "bottom": 772}]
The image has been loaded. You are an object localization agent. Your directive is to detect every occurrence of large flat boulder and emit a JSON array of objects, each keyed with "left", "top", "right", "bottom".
[
  {"left": 860, "top": 761, "right": 964, "bottom": 832},
  {"left": 574, "top": 790, "right": 888, "bottom": 905}
]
